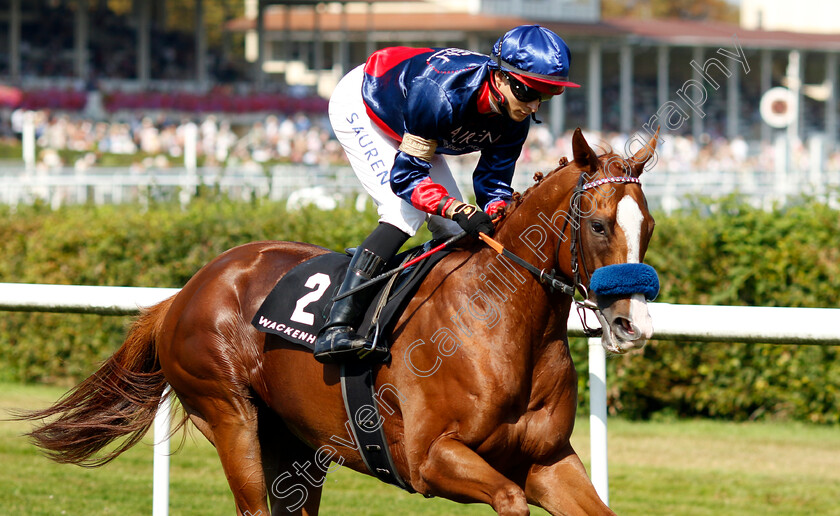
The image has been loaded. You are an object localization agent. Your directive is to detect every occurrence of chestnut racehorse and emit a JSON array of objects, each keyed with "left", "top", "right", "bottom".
[{"left": 20, "top": 128, "right": 658, "bottom": 515}]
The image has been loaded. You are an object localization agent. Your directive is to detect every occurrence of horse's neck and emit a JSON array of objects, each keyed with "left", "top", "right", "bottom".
[
  {"left": 453, "top": 168, "right": 579, "bottom": 358},
  {"left": 456, "top": 232, "right": 575, "bottom": 395},
  {"left": 493, "top": 168, "right": 578, "bottom": 279}
]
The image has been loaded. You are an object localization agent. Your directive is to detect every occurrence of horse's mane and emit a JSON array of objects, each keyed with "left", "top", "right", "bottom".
[{"left": 501, "top": 145, "right": 622, "bottom": 223}]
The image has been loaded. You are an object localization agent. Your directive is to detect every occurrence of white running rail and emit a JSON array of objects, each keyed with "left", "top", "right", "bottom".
[{"left": 2, "top": 282, "right": 840, "bottom": 512}]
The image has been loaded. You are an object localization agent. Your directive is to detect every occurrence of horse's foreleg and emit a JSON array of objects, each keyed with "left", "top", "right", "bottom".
[
  {"left": 524, "top": 444, "right": 615, "bottom": 516},
  {"left": 418, "top": 437, "right": 529, "bottom": 516}
]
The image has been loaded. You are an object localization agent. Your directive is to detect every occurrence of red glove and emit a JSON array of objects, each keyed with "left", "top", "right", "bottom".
[{"left": 485, "top": 200, "right": 507, "bottom": 221}]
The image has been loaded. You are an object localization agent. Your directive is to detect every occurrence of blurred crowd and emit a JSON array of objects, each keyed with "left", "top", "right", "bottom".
[
  {"left": 5, "top": 1, "right": 838, "bottom": 178},
  {"left": 3, "top": 108, "right": 839, "bottom": 177},
  {"left": 0, "top": 109, "right": 345, "bottom": 172},
  {"left": 4, "top": 2, "right": 837, "bottom": 179}
]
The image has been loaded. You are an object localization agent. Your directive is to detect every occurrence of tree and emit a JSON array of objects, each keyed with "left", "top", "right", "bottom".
[
  {"left": 602, "top": 0, "right": 739, "bottom": 23},
  {"left": 106, "top": 0, "right": 244, "bottom": 47}
]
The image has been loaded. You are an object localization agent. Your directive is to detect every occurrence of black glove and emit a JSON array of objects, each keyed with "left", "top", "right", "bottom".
[{"left": 442, "top": 199, "right": 494, "bottom": 238}]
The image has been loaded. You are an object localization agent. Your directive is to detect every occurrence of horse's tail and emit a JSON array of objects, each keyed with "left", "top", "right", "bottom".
[{"left": 15, "top": 296, "right": 177, "bottom": 467}]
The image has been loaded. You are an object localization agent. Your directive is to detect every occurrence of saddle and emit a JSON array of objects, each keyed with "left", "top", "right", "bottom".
[
  {"left": 252, "top": 241, "right": 449, "bottom": 356},
  {"left": 251, "top": 241, "right": 451, "bottom": 491}
]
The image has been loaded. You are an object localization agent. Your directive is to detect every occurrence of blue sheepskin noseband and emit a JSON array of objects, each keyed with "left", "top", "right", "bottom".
[{"left": 589, "top": 263, "right": 660, "bottom": 301}]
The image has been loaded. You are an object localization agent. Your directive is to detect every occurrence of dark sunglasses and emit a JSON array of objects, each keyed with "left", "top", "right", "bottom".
[{"left": 503, "top": 72, "right": 556, "bottom": 103}]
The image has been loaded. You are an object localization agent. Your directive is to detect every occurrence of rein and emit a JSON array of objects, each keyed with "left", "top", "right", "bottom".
[
  {"left": 478, "top": 233, "right": 576, "bottom": 297},
  {"left": 485, "top": 170, "right": 642, "bottom": 337}
]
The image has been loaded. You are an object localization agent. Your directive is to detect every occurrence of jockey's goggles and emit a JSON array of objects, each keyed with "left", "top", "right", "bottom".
[{"left": 503, "top": 72, "right": 560, "bottom": 103}]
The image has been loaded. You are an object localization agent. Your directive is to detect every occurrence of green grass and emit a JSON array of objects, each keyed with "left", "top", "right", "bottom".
[{"left": 2, "top": 383, "right": 839, "bottom": 515}]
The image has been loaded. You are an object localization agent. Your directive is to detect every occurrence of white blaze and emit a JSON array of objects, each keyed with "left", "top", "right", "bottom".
[
  {"left": 628, "top": 293, "right": 654, "bottom": 339},
  {"left": 616, "top": 195, "right": 643, "bottom": 263},
  {"left": 616, "top": 195, "right": 653, "bottom": 341}
]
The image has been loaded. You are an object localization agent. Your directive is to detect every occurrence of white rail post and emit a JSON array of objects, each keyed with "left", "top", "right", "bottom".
[
  {"left": 181, "top": 122, "right": 198, "bottom": 208},
  {"left": 153, "top": 386, "right": 172, "bottom": 516},
  {"left": 588, "top": 337, "right": 609, "bottom": 506},
  {"left": 22, "top": 110, "right": 36, "bottom": 174}
]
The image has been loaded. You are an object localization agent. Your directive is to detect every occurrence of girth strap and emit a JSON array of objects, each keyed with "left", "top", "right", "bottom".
[{"left": 339, "top": 362, "right": 412, "bottom": 492}]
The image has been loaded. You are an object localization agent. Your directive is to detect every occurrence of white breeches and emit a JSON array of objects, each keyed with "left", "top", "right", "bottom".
[{"left": 328, "top": 65, "right": 463, "bottom": 238}]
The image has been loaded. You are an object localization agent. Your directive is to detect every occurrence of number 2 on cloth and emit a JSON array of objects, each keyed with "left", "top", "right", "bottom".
[{"left": 289, "top": 273, "right": 332, "bottom": 325}]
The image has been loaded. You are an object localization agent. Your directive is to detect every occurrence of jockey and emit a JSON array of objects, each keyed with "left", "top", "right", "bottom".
[{"left": 314, "top": 24, "right": 580, "bottom": 363}]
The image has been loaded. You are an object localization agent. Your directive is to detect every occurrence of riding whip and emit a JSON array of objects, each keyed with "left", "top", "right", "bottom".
[{"left": 332, "top": 231, "right": 467, "bottom": 301}]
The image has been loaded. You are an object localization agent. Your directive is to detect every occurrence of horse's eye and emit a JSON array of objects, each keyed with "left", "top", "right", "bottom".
[{"left": 591, "top": 220, "right": 606, "bottom": 235}]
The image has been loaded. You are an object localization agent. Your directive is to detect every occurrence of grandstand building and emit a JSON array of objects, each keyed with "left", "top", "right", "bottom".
[
  {"left": 226, "top": 0, "right": 839, "bottom": 146},
  {"left": 1, "top": 0, "right": 838, "bottom": 147}
]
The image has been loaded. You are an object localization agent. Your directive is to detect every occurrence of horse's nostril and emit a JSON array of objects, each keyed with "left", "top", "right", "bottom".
[{"left": 615, "top": 317, "right": 636, "bottom": 336}]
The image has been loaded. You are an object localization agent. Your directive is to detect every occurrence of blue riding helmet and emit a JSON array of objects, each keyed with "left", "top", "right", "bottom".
[{"left": 492, "top": 25, "right": 581, "bottom": 94}]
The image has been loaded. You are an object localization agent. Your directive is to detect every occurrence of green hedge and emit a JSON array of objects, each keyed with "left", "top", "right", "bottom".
[
  {"left": 0, "top": 198, "right": 427, "bottom": 384},
  {"left": 607, "top": 196, "right": 840, "bottom": 424},
  {"left": 1, "top": 195, "right": 838, "bottom": 423}
]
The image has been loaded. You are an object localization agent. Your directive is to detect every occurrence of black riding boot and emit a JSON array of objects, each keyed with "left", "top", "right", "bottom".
[{"left": 313, "top": 223, "right": 409, "bottom": 364}]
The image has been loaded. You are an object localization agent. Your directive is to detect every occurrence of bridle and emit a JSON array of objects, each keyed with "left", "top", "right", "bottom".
[
  {"left": 565, "top": 171, "right": 642, "bottom": 335},
  {"left": 569, "top": 174, "right": 644, "bottom": 290},
  {"left": 499, "top": 164, "right": 642, "bottom": 337}
]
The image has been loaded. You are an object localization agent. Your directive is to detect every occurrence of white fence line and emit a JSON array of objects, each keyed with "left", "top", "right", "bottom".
[
  {"left": 3, "top": 163, "right": 840, "bottom": 214},
  {"left": 0, "top": 282, "right": 180, "bottom": 315},
  {"left": 2, "top": 282, "right": 840, "bottom": 512}
]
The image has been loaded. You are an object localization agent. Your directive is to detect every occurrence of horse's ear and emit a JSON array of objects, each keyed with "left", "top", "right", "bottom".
[
  {"left": 629, "top": 126, "right": 660, "bottom": 178},
  {"left": 572, "top": 127, "right": 598, "bottom": 172}
]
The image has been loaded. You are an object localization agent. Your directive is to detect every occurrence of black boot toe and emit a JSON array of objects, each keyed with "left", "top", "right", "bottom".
[{"left": 313, "top": 326, "right": 389, "bottom": 364}]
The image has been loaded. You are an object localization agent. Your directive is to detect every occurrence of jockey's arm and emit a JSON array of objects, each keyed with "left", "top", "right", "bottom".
[
  {"left": 388, "top": 79, "right": 516, "bottom": 221},
  {"left": 472, "top": 146, "right": 519, "bottom": 218},
  {"left": 389, "top": 148, "right": 452, "bottom": 215},
  {"left": 388, "top": 141, "right": 520, "bottom": 219},
  {"left": 388, "top": 80, "right": 459, "bottom": 216}
]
